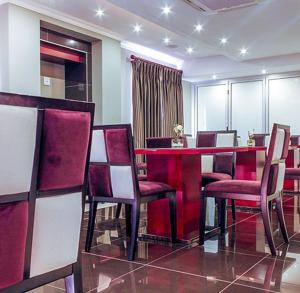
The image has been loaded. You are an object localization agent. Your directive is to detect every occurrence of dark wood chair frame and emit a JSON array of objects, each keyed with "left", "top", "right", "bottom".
[
  {"left": 85, "top": 124, "right": 177, "bottom": 261},
  {"left": 199, "top": 124, "right": 290, "bottom": 256},
  {"left": 196, "top": 130, "right": 238, "bottom": 221},
  {"left": 0, "top": 92, "right": 94, "bottom": 293}
]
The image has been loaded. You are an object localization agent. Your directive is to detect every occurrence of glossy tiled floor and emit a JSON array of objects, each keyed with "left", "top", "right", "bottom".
[{"left": 31, "top": 193, "right": 300, "bottom": 293}]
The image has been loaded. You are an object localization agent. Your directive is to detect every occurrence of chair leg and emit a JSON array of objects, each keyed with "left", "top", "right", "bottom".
[
  {"left": 199, "top": 195, "right": 207, "bottom": 245},
  {"left": 125, "top": 204, "right": 132, "bottom": 237},
  {"left": 115, "top": 203, "right": 122, "bottom": 219},
  {"left": 85, "top": 200, "right": 98, "bottom": 252},
  {"left": 275, "top": 194, "right": 289, "bottom": 244},
  {"left": 128, "top": 202, "right": 140, "bottom": 261},
  {"left": 262, "top": 201, "right": 276, "bottom": 256},
  {"left": 65, "top": 263, "right": 83, "bottom": 293},
  {"left": 219, "top": 199, "right": 226, "bottom": 234},
  {"left": 231, "top": 199, "right": 236, "bottom": 221},
  {"left": 168, "top": 193, "right": 177, "bottom": 243}
]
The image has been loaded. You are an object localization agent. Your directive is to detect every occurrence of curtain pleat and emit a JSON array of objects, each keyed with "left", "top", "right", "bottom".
[{"left": 132, "top": 58, "right": 183, "bottom": 152}]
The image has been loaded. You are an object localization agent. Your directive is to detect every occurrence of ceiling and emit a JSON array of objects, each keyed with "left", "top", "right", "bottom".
[{"left": 11, "top": 0, "right": 300, "bottom": 81}]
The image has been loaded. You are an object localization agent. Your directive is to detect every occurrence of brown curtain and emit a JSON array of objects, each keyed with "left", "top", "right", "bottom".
[{"left": 132, "top": 56, "right": 183, "bottom": 150}]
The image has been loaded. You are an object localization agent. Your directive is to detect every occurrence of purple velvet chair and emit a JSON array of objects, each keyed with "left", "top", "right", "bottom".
[
  {"left": 196, "top": 130, "right": 237, "bottom": 220},
  {"left": 85, "top": 125, "right": 177, "bottom": 261},
  {"left": 253, "top": 133, "right": 270, "bottom": 147},
  {"left": 0, "top": 92, "right": 94, "bottom": 292},
  {"left": 146, "top": 136, "right": 188, "bottom": 148},
  {"left": 199, "top": 123, "right": 290, "bottom": 255}
]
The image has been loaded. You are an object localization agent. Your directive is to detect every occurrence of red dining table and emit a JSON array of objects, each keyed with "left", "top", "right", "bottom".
[{"left": 135, "top": 146, "right": 265, "bottom": 241}]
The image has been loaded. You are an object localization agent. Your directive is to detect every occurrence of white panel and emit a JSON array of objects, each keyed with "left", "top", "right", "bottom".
[
  {"left": 216, "top": 133, "right": 235, "bottom": 147},
  {"left": 265, "top": 135, "right": 270, "bottom": 148},
  {"left": 186, "top": 137, "right": 196, "bottom": 148},
  {"left": 30, "top": 193, "right": 82, "bottom": 277},
  {"left": 197, "top": 84, "right": 227, "bottom": 131},
  {"left": 0, "top": 105, "right": 37, "bottom": 196},
  {"left": 272, "top": 128, "right": 285, "bottom": 161},
  {"left": 90, "top": 130, "right": 107, "bottom": 162},
  {"left": 276, "top": 162, "right": 285, "bottom": 192},
  {"left": 110, "top": 166, "right": 134, "bottom": 199},
  {"left": 269, "top": 77, "right": 300, "bottom": 134},
  {"left": 201, "top": 155, "right": 214, "bottom": 173},
  {"left": 231, "top": 81, "right": 263, "bottom": 146}
]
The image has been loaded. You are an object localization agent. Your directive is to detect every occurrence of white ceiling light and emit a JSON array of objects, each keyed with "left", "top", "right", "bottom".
[
  {"left": 96, "top": 8, "right": 104, "bottom": 18},
  {"left": 121, "top": 41, "right": 184, "bottom": 69},
  {"left": 162, "top": 5, "right": 172, "bottom": 15},
  {"left": 163, "top": 37, "right": 171, "bottom": 44},
  {"left": 240, "top": 47, "right": 248, "bottom": 55},
  {"left": 187, "top": 47, "right": 194, "bottom": 54},
  {"left": 194, "top": 24, "right": 203, "bottom": 32},
  {"left": 212, "top": 74, "right": 217, "bottom": 79},
  {"left": 220, "top": 37, "right": 228, "bottom": 45},
  {"left": 261, "top": 69, "right": 267, "bottom": 74},
  {"left": 133, "top": 24, "right": 142, "bottom": 33}
]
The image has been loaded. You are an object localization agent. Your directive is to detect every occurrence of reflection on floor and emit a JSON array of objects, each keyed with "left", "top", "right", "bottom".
[{"left": 30, "top": 194, "right": 300, "bottom": 292}]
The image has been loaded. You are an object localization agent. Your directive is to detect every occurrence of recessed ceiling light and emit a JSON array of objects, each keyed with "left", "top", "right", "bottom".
[
  {"left": 96, "top": 8, "right": 104, "bottom": 17},
  {"left": 69, "top": 40, "right": 75, "bottom": 45},
  {"left": 220, "top": 38, "right": 227, "bottom": 45},
  {"left": 240, "top": 47, "right": 247, "bottom": 55},
  {"left": 133, "top": 24, "right": 142, "bottom": 33},
  {"left": 163, "top": 37, "right": 170, "bottom": 44},
  {"left": 194, "top": 24, "right": 203, "bottom": 32},
  {"left": 261, "top": 69, "right": 267, "bottom": 74},
  {"left": 187, "top": 47, "right": 194, "bottom": 54},
  {"left": 212, "top": 74, "right": 217, "bottom": 79},
  {"left": 162, "top": 5, "right": 172, "bottom": 15}
]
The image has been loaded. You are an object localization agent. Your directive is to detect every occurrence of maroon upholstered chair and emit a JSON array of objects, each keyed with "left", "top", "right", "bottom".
[
  {"left": 196, "top": 130, "right": 237, "bottom": 220},
  {"left": 0, "top": 92, "right": 94, "bottom": 292},
  {"left": 146, "top": 136, "right": 188, "bottom": 148},
  {"left": 86, "top": 125, "right": 177, "bottom": 261},
  {"left": 253, "top": 133, "right": 270, "bottom": 147},
  {"left": 290, "top": 135, "right": 300, "bottom": 146},
  {"left": 199, "top": 123, "right": 290, "bottom": 255}
]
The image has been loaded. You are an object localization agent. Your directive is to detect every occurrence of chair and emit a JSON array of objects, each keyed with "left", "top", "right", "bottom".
[
  {"left": 196, "top": 130, "right": 237, "bottom": 220},
  {"left": 253, "top": 133, "right": 270, "bottom": 147},
  {"left": 199, "top": 123, "right": 290, "bottom": 255},
  {"left": 0, "top": 92, "right": 94, "bottom": 292},
  {"left": 85, "top": 124, "right": 177, "bottom": 261},
  {"left": 146, "top": 136, "right": 188, "bottom": 148}
]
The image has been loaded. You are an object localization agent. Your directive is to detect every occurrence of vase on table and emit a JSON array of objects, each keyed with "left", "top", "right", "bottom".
[{"left": 172, "top": 124, "right": 184, "bottom": 148}]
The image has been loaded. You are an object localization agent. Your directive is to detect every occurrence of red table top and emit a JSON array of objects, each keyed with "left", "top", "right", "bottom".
[{"left": 135, "top": 146, "right": 266, "bottom": 155}]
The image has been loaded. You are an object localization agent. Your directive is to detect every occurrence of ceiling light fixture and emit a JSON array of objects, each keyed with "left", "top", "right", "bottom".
[
  {"left": 220, "top": 38, "right": 227, "bottom": 45},
  {"left": 240, "top": 47, "right": 247, "bottom": 55},
  {"left": 187, "top": 47, "right": 194, "bottom": 54},
  {"left": 194, "top": 24, "right": 203, "bottom": 32},
  {"left": 212, "top": 74, "right": 217, "bottom": 79},
  {"left": 96, "top": 8, "right": 104, "bottom": 17},
  {"left": 133, "top": 24, "right": 142, "bottom": 33},
  {"left": 162, "top": 5, "right": 172, "bottom": 15},
  {"left": 163, "top": 37, "right": 171, "bottom": 44},
  {"left": 261, "top": 69, "right": 267, "bottom": 74}
]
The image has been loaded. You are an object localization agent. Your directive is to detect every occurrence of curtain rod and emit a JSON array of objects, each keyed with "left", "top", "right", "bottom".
[{"left": 130, "top": 55, "right": 183, "bottom": 73}]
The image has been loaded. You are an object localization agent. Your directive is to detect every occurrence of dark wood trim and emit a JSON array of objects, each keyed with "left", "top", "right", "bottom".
[
  {"left": 37, "top": 185, "right": 83, "bottom": 197},
  {"left": 0, "top": 192, "right": 28, "bottom": 204}
]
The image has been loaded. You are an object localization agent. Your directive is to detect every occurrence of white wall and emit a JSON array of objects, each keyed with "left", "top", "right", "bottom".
[{"left": 182, "top": 80, "right": 193, "bottom": 135}]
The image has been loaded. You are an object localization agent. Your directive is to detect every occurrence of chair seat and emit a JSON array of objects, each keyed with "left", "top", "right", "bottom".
[
  {"left": 139, "top": 181, "right": 175, "bottom": 196},
  {"left": 285, "top": 168, "right": 300, "bottom": 179},
  {"left": 202, "top": 172, "right": 232, "bottom": 183},
  {"left": 205, "top": 179, "right": 261, "bottom": 195},
  {"left": 138, "top": 174, "right": 147, "bottom": 181},
  {"left": 136, "top": 162, "right": 147, "bottom": 171}
]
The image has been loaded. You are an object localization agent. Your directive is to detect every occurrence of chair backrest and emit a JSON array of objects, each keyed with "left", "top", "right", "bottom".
[
  {"left": 261, "top": 124, "right": 290, "bottom": 197},
  {"left": 290, "top": 135, "right": 300, "bottom": 146},
  {"left": 89, "top": 124, "right": 140, "bottom": 201},
  {"left": 0, "top": 92, "right": 94, "bottom": 291},
  {"left": 253, "top": 134, "right": 270, "bottom": 147},
  {"left": 196, "top": 130, "right": 237, "bottom": 175},
  {"left": 146, "top": 136, "right": 188, "bottom": 148}
]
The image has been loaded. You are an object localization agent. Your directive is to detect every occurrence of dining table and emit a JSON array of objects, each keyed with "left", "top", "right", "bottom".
[{"left": 135, "top": 146, "right": 266, "bottom": 241}]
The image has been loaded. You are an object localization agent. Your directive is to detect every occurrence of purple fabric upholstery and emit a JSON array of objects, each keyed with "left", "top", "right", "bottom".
[
  {"left": 139, "top": 181, "right": 175, "bottom": 196},
  {"left": 39, "top": 109, "right": 91, "bottom": 191},
  {"left": 0, "top": 201, "right": 28, "bottom": 289},
  {"left": 290, "top": 136, "right": 300, "bottom": 146},
  {"left": 205, "top": 179, "right": 261, "bottom": 195},
  {"left": 138, "top": 174, "right": 148, "bottom": 181},
  {"left": 88, "top": 164, "right": 112, "bottom": 197},
  {"left": 253, "top": 134, "right": 267, "bottom": 146},
  {"left": 267, "top": 164, "right": 279, "bottom": 195},
  {"left": 202, "top": 172, "right": 232, "bottom": 185},
  {"left": 196, "top": 133, "right": 216, "bottom": 148},
  {"left": 285, "top": 168, "right": 300, "bottom": 179},
  {"left": 105, "top": 129, "right": 131, "bottom": 164},
  {"left": 214, "top": 154, "right": 234, "bottom": 175},
  {"left": 146, "top": 137, "right": 187, "bottom": 148}
]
